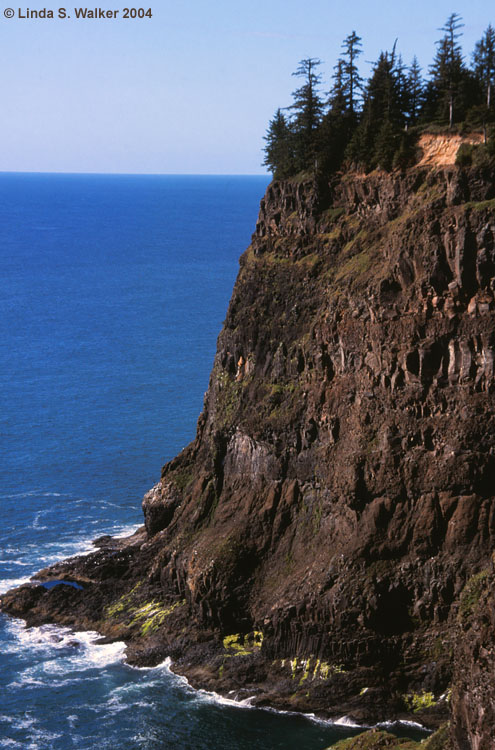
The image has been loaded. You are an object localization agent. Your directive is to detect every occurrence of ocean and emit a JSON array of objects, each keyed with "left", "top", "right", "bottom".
[{"left": 0, "top": 173, "right": 426, "bottom": 749}]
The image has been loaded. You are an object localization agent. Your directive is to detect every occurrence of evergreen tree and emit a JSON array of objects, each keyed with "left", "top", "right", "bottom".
[
  {"left": 289, "top": 58, "right": 324, "bottom": 171},
  {"left": 374, "top": 118, "right": 401, "bottom": 170},
  {"left": 429, "top": 13, "right": 466, "bottom": 127},
  {"left": 394, "top": 52, "right": 410, "bottom": 119},
  {"left": 341, "top": 31, "right": 363, "bottom": 118},
  {"left": 317, "top": 59, "right": 355, "bottom": 173},
  {"left": 346, "top": 50, "right": 404, "bottom": 170},
  {"left": 262, "top": 109, "right": 295, "bottom": 178},
  {"left": 473, "top": 24, "right": 495, "bottom": 109},
  {"left": 368, "top": 51, "right": 403, "bottom": 124},
  {"left": 261, "top": 16, "right": 495, "bottom": 178},
  {"left": 329, "top": 59, "right": 348, "bottom": 116},
  {"left": 405, "top": 56, "right": 425, "bottom": 125}
]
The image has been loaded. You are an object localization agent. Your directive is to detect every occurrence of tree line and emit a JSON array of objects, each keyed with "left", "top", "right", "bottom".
[{"left": 263, "top": 14, "right": 495, "bottom": 177}]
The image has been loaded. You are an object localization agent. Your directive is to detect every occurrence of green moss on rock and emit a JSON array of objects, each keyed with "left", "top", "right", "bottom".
[
  {"left": 403, "top": 691, "right": 436, "bottom": 712},
  {"left": 328, "top": 729, "right": 418, "bottom": 750},
  {"left": 222, "top": 630, "right": 263, "bottom": 656},
  {"left": 327, "top": 724, "right": 451, "bottom": 750},
  {"left": 458, "top": 570, "right": 490, "bottom": 622}
]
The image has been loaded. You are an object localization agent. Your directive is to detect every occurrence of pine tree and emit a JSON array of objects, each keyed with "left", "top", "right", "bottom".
[
  {"left": 473, "top": 24, "right": 495, "bottom": 109},
  {"left": 261, "top": 16, "right": 495, "bottom": 178},
  {"left": 430, "top": 13, "right": 465, "bottom": 127},
  {"left": 405, "top": 56, "right": 424, "bottom": 125},
  {"left": 317, "top": 59, "right": 355, "bottom": 173},
  {"left": 329, "top": 59, "right": 348, "bottom": 117},
  {"left": 394, "top": 53, "right": 409, "bottom": 120},
  {"left": 341, "top": 31, "right": 363, "bottom": 118},
  {"left": 289, "top": 58, "right": 324, "bottom": 172},
  {"left": 346, "top": 50, "right": 404, "bottom": 170},
  {"left": 262, "top": 109, "right": 295, "bottom": 178}
]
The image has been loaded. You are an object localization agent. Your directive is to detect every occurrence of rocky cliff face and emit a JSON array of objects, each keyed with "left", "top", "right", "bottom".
[{"left": 3, "top": 163, "right": 495, "bottom": 746}]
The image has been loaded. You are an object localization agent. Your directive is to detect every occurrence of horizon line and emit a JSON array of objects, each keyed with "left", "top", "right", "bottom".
[{"left": 0, "top": 169, "right": 271, "bottom": 178}]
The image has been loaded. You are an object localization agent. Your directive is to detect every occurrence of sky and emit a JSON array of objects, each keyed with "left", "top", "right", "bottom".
[{"left": 0, "top": 0, "right": 493, "bottom": 174}]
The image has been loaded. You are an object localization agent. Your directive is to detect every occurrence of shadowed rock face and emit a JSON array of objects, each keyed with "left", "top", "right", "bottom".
[
  {"left": 3, "top": 165, "right": 495, "bottom": 741},
  {"left": 451, "top": 568, "right": 495, "bottom": 750}
]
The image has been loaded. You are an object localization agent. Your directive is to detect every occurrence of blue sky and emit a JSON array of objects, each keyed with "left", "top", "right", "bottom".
[{"left": 1, "top": 0, "right": 493, "bottom": 173}]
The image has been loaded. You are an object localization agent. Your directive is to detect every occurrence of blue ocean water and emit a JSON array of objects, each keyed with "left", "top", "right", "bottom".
[{"left": 0, "top": 173, "right": 425, "bottom": 749}]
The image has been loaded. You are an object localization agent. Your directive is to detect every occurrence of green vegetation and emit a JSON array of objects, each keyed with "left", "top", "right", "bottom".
[
  {"left": 105, "top": 584, "right": 185, "bottom": 637},
  {"left": 458, "top": 569, "right": 490, "bottom": 621},
  {"left": 129, "top": 600, "right": 185, "bottom": 636},
  {"left": 105, "top": 582, "right": 143, "bottom": 617},
  {"left": 278, "top": 656, "right": 346, "bottom": 682},
  {"left": 335, "top": 248, "right": 372, "bottom": 283},
  {"left": 264, "top": 16, "right": 495, "bottom": 178},
  {"left": 215, "top": 369, "right": 243, "bottom": 427},
  {"left": 403, "top": 691, "right": 436, "bottom": 712},
  {"left": 222, "top": 631, "right": 264, "bottom": 656},
  {"left": 328, "top": 724, "right": 451, "bottom": 750},
  {"left": 456, "top": 134, "right": 495, "bottom": 166},
  {"left": 172, "top": 466, "right": 194, "bottom": 491},
  {"left": 329, "top": 729, "right": 419, "bottom": 749},
  {"left": 464, "top": 196, "right": 495, "bottom": 211},
  {"left": 421, "top": 724, "right": 452, "bottom": 750}
]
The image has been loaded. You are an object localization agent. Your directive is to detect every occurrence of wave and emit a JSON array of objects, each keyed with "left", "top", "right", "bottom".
[
  {"left": 4, "top": 618, "right": 126, "bottom": 668},
  {"left": 30, "top": 510, "right": 49, "bottom": 530},
  {"left": 134, "top": 659, "right": 362, "bottom": 726},
  {"left": 133, "top": 657, "right": 429, "bottom": 736},
  {"left": 333, "top": 716, "right": 363, "bottom": 728},
  {"left": 0, "top": 576, "right": 33, "bottom": 594},
  {"left": 0, "top": 728, "right": 62, "bottom": 749},
  {"left": 196, "top": 687, "right": 256, "bottom": 710},
  {"left": 2, "top": 616, "right": 429, "bottom": 745},
  {"left": 0, "top": 520, "right": 141, "bottom": 595},
  {"left": 0, "top": 491, "right": 66, "bottom": 500},
  {"left": 379, "top": 719, "right": 427, "bottom": 731}
]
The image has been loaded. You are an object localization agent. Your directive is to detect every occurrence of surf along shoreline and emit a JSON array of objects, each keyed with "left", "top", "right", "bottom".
[{"left": 1, "top": 525, "right": 432, "bottom": 743}]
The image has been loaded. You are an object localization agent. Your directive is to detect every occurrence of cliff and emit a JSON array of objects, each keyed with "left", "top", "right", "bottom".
[{"left": 3, "top": 159, "right": 495, "bottom": 748}]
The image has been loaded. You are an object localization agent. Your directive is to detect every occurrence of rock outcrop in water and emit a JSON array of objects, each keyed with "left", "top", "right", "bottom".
[{"left": 3, "top": 148, "right": 495, "bottom": 748}]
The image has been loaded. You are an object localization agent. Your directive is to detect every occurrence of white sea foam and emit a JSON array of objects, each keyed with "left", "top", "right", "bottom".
[
  {"left": 0, "top": 519, "right": 141, "bottom": 595},
  {"left": 4, "top": 618, "right": 126, "bottom": 670},
  {"left": 8, "top": 675, "right": 47, "bottom": 689},
  {"left": 73, "top": 631, "right": 127, "bottom": 668},
  {"left": 0, "top": 576, "right": 32, "bottom": 595},
  {"left": 30, "top": 511, "right": 49, "bottom": 531},
  {"left": 0, "top": 491, "right": 65, "bottom": 500},
  {"left": 151, "top": 658, "right": 366, "bottom": 728},
  {"left": 0, "top": 705, "right": 63, "bottom": 749},
  {"left": 127, "top": 655, "right": 174, "bottom": 672},
  {"left": 334, "top": 715, "right": 363, "bottom": 728},
  {"left": 11, "top": 715, "right": 37, "bottom": 730},
  {"left": 196, "top": 687, "right": 257, "bottom": 709},
  {"left": 111, "top": 522, "right": 142, "bottom": 539},
  {"left": 101, "top": 695, "right": 128, "bottom": 715},
  {"left": 379, "top": 718, "right": 427, "bottom": 730},
  {"left": 130, "top": 657, "right": 365, "bottom": 730}
]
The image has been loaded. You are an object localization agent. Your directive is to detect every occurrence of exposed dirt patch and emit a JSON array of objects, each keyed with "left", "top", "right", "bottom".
[{"left": 417, "top": 133, "right": 484, "bottom": 166}]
